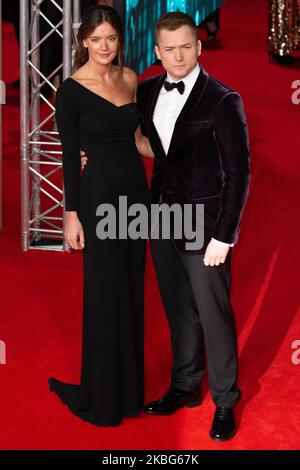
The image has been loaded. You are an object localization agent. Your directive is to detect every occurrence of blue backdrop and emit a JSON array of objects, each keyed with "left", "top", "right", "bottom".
[{"left": 124, "top": 0, "right": 225, "bottom": 73}]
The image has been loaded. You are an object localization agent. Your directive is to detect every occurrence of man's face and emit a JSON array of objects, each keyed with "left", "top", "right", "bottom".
[{"left": 155, "top": 25, "right": 201, "bottom": 81}]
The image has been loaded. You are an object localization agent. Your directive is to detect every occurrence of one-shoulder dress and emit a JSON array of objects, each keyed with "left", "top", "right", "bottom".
[{"left": 48, "top": 77, "right": 150, "bottom": 427}]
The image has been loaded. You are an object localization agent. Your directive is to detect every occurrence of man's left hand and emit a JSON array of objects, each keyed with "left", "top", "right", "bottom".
[{"left": 203, "top": 239, "right": 230, "bottom": 266}]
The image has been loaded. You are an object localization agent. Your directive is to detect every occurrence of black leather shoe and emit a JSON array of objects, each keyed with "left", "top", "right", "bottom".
[
  {"left": 144, "top": 388, "right": 201, "bottom": 415},
  {"left": 209, "top": 406, "right": 236, "bottom": 441}
]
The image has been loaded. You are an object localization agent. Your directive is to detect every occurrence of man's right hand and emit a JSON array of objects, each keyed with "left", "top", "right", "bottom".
[{"left": 80, "top": 149, "right": 88, "bottom": 170}]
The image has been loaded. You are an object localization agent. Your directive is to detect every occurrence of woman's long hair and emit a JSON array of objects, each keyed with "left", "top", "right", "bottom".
[{"left": 74, "top": 5, "right": 124, "bottom": 70}]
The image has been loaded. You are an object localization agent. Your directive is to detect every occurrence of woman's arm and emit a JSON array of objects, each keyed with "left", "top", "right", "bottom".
[
  {"left": 55, "top": 85, "right": 85, "bottom": 250},
  {"left": 123, "top": 67, "right": 155, "bottom": 159},
  {"left": 135, "top": 125, "right": 154, "bottom": 158}
]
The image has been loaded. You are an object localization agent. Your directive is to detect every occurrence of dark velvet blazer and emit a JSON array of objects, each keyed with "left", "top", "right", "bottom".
[{"left": 137, "top": 65, "right": 251, "bottom": 254}]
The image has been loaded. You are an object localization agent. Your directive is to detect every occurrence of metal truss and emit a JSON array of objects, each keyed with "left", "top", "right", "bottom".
[
  {"left": 0, "top": 0, "right": 4, "bottom": 233},
  {"left": 20, "top": 0, "right": 80, "bottom": 251}
]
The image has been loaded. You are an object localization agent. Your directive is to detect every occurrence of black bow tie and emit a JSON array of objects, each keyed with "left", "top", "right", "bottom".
[{"left": 163, "top": 80, "right": 185, "bottom": 95}]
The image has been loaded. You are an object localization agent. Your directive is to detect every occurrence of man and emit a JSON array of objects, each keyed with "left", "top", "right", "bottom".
[
  {"left": 82, "top": 12, "right": 250, "bottom": 441},
  {"left": 137, "top": 12, "right": 250, "bottom": 442}
]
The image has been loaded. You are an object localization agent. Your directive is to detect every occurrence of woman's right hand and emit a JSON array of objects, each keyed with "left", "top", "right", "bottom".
[{"left": 64, "top": 212, "right": 85, "bottom": 251}]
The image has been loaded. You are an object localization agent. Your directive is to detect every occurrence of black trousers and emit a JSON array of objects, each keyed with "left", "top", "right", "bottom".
[{"left": 150, "top": 237, "right": 241, "bottom": 408}]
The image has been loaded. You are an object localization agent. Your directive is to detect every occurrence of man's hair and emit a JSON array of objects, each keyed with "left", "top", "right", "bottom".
[{"left": 155, "top": 12, "right": 198, "bottom": 45}]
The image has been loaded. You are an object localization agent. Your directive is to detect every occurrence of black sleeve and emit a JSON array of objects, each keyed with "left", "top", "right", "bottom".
[
  {"left": 136, "top": 81, "right": 148, "bottom": 137},
  {"left": 55, "top": 85, "right": 81, "bottom": 212},
  {"left": 213, "top": 92, "right": 250, "bottom": 244}
]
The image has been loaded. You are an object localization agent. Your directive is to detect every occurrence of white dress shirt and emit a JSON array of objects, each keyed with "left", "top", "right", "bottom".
[{"left": 152, "top": 63, "right": 234, "bottom": 248}]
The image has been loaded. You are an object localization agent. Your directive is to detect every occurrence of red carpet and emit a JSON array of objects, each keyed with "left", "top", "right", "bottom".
[{"left": 1, "top": 0, "right": 300, "bottom": 449}]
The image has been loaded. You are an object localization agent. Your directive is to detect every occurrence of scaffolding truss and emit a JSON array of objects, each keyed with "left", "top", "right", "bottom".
[
  {"left": 20, "top": 0, "right": 80, "bottom": 251},
  {"left": 0, "top": 0, "right": 4, "bottom": 233}
]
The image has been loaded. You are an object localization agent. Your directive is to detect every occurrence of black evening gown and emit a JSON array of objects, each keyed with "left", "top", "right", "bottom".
[{"left": 48, "top": 77, "right": 150, "bottom": 427}]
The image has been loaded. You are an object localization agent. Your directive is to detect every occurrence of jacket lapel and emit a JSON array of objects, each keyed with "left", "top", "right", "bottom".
[
  {"left": 166, "top": 65, "right": 209, "bottom": 160},
  {"left": 147, "top": 71, "right": 168, "bottom": 159},
  {"left": 146, "top": 65, "right": 209, "bottom": 160}
]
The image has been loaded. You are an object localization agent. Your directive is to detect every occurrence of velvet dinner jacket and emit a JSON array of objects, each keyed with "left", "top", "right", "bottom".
[{"left": 136, "top": 65, "right": 250, "bottom": 254}]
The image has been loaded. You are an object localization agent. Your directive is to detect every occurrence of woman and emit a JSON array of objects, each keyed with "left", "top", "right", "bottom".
[{"left": 48, "top": 5, "right": 153, "bottom": 427}]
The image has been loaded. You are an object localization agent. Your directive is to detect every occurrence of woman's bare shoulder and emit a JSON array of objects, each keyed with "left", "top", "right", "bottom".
[
  {"left": 71, "top": 64, "right": 90, "bottom": 81},
  {"left": 122, "top": 66, "right": 138, "bottom": 87}
]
